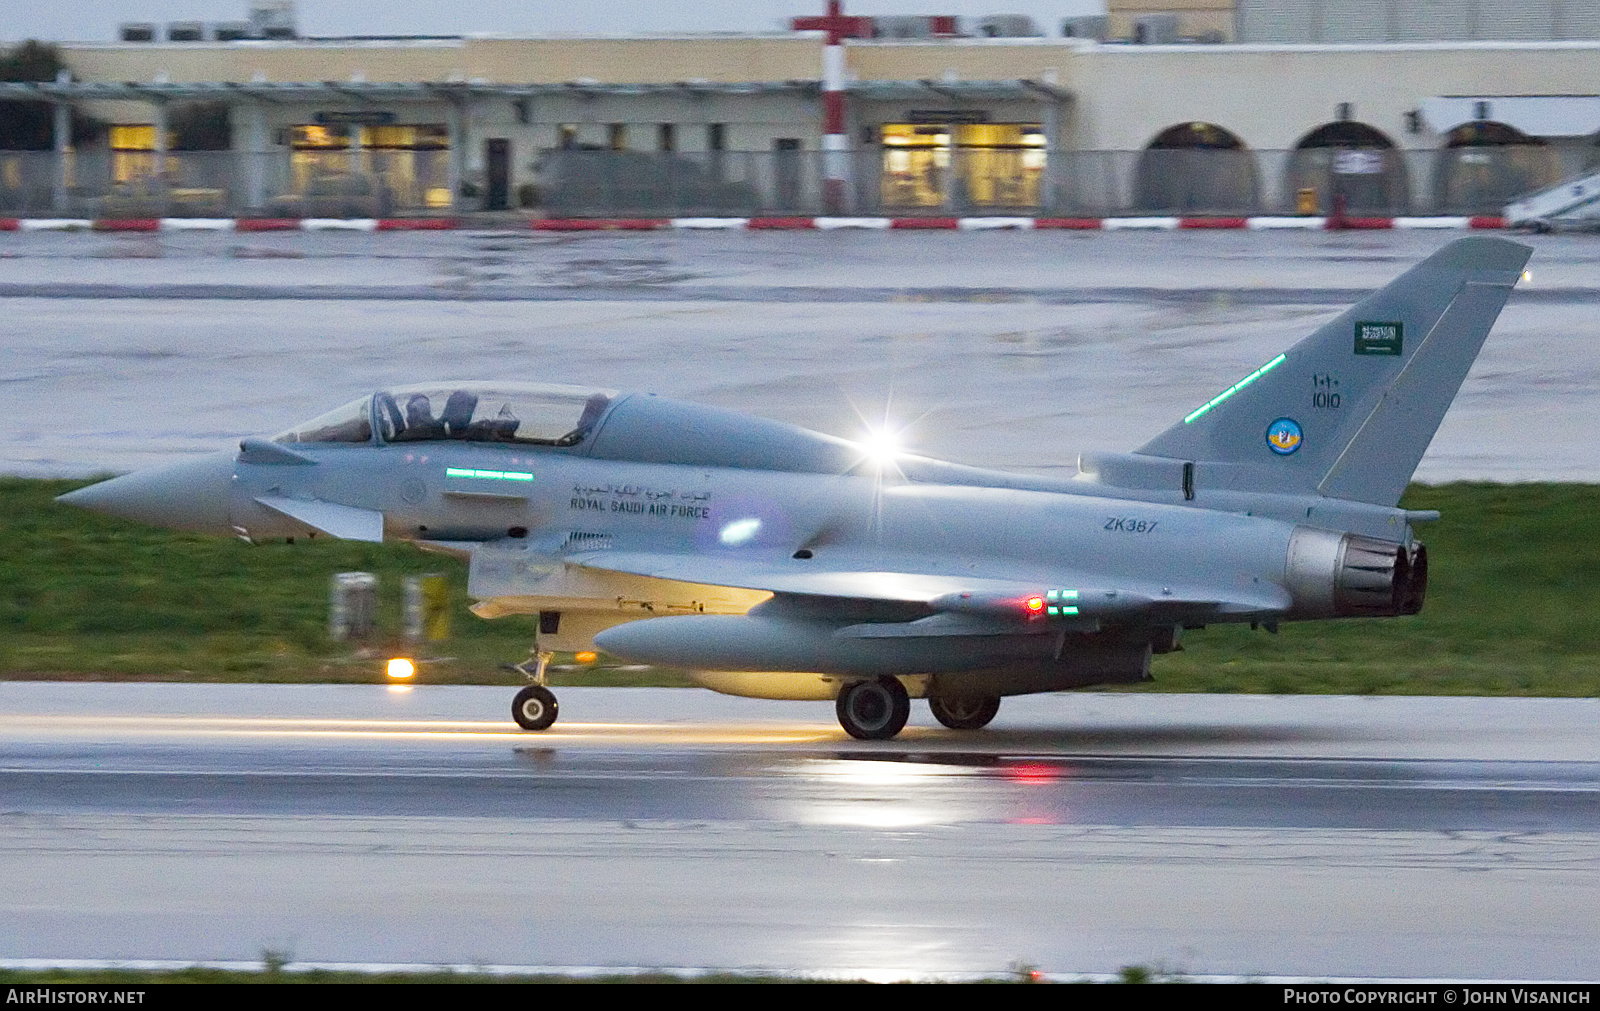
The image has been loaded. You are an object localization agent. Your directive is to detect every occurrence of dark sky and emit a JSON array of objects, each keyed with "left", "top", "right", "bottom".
[{"left": 6, "top": 2, "right": 1104, "bottom": 43}]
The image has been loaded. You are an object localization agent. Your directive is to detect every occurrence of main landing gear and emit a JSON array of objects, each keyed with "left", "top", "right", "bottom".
[
  {"left": 835, "top": 680, "right": 1004, "bottom": 739},
  {"left": 928, "top": 693, "right": 1001, "bottom": 731},
  {"left": 835, "top": 676, "right": 911, "bottom": 741},
  {"left": 506, "top": 650, "right": 559, "bottom": 731}
]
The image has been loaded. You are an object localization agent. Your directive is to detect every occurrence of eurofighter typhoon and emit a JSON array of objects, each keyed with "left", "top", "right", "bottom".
[{"left": 60, "top": 237, "right": 1530, "bottom": 739}]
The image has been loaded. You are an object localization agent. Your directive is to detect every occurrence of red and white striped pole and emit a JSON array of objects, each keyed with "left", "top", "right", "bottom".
[
  {"left": 792, "top": 1, "right": 872, "bottom": 214},
  {"left": 822, "top": 19, "right": 848, "bottom": 213}
]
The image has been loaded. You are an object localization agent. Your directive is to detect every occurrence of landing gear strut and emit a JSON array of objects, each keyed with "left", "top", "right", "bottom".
[
  {"left": 835, "top": 676, "right": 910, "bottom": 741},
  {"left": 505, "top": 650, "right": 558, "bottom": 731},
  {"left": 928, "top": 694, "right": 1001, "bottom": 730}
]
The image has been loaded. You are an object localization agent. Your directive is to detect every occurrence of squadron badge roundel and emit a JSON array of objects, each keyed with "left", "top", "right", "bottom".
[{"left": 1266, "top": 418, "right": 1304, "bottom": 455}]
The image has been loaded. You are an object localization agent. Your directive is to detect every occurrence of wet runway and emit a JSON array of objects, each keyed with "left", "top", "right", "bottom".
[
  {"left": 3, "top": 684, "right": 1598, "bottom": 979},
  {"left": 5, "top": 228, "right": 1600, "bottom": 978},
  {"left": 3, "top": 229, "right": 1598, "bottom": 481}
]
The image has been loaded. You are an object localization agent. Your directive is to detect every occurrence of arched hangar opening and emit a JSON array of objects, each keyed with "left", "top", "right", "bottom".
[
  {"left": 1285, "top": 121, "right": 1409, "bottom": 215},
  {"left": 1433, "top": 121, "right": 1561, "bottom": 214},
  {"left": 1134, "top": 122, "right": 1258, "bottom": 215}
]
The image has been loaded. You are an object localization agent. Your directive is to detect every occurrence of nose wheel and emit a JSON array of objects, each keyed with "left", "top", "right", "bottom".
[
  {"left": 506, "top": 649, "right": 558, "bottom": 731},
  {"left": 835, "top": 676, "right": 910, "bottom": 740},
  {"left": 512, "top": 684, "right": 559, "bottom": 731}
]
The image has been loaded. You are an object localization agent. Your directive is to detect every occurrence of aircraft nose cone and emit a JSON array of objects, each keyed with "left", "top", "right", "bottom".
[{"left": 57, "top": 450, "right": 237, "bottom": 535}]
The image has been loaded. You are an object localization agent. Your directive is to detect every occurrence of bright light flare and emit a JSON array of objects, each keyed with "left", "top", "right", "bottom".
[
  {"left": 719, "top": 517, "right": 762, "bottom": 546},
  {"left": 858, "top": 426, "right": 903, "bottom": 468},
  {"left": 574, "top": 651, "right": 598, "bottom": 664},
  {"left": 386, "top": 657, "right": 416, "bottom": 680},
  {"left": 1024, "top": 595, "right": 1046, "bottom": 616}
]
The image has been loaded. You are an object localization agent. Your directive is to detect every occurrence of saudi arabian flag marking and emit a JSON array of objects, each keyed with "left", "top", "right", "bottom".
[{"left": 1354, "top": 321, "right": 1403, "bottom": 356}]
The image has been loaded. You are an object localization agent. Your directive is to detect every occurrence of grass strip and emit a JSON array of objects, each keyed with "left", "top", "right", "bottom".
[{"left": 3, "top": 478, "right": 1597, "bottom": 696}]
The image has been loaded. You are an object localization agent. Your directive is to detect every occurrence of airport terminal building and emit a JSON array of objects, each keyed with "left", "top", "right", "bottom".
[{"left": 2, "top": 0, "right": 1599, "bottom": 218}]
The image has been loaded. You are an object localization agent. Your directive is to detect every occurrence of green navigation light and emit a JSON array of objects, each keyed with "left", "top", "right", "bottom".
[
  {"left": 1182, "top": 353, "right": 1288, "bottom": 424},
  {"left": 445, "top": 467, "right": 535, "bottom": 482},
  {"left": 1046, "top": 590, "right": 1081, "bottom": 617}
]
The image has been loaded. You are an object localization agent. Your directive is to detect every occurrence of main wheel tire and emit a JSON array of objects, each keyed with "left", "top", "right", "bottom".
[
  {"left": 835, "top": 676, "right": 911, "bottom": 741},
  {"left": 928, "top": 694, "right": 1001, "bottom": 730},
  {"left": 511, "top": 684, "right": 558, "bottom": 731}
]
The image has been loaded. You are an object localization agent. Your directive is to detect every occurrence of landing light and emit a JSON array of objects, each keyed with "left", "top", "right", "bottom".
[
  {"left": 386, "top": 657, "right": 416, "bottom": 680},
  {"left": 859, "top": 426, "right": 902, "bottom": 467},
  {"left": 719, "top": 517, "right": 762, "bottom": 546},
  {"left": 575, "top": 651, "right": 598, "bottom": 664}
]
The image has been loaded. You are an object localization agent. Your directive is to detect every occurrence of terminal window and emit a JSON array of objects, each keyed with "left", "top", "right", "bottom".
[
  {"left": 880, "top": 122, "right": 1044, "bottom": 208},
  {"left": 286, "top": 124, "right": 451, "bottom": 211},
  {"left": 110, "top": 124, "right": 163, "bottom": 183}
]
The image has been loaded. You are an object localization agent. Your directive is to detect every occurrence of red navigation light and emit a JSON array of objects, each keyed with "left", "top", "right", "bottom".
[{"left": 1024, "top": 595, "right": 1046, "bottom": 615}]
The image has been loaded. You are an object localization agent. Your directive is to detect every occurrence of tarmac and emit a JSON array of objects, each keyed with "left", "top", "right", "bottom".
[{"left": 2, "top": 683, "right": 1598, "bottom": 980}]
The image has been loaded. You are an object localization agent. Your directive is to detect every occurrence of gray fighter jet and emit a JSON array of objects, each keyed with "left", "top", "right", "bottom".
[{"left": 60, "top": 236, "right": 1531, "bottom": 739}]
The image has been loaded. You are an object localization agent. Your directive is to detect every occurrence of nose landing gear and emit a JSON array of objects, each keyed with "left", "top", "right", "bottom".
[
  {"left": 505, "top": 650, "right": 559, "bottom": 731},
  {"left": 512, "top": 683, "right": 558, "bottom": 730}
]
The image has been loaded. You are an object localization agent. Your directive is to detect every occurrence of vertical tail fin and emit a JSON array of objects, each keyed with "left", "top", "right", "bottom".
[{"left": 1137, "top": 236, "right": 1531, "bottom": 506}]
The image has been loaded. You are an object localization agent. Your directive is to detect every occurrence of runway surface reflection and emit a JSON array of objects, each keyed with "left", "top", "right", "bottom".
[{"left": 3, "top": 684, "right": 1598, "bottom": 979}]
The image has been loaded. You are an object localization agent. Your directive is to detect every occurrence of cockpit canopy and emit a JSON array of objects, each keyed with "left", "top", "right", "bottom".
[
  {"left": 377, "top": 383, "right": 615, "bottom": 446},
  {"left": 273, "top": 395, "right": 373, "bottom": 444},
  {"left": 273, "top": 383, "right": 618, "bottom": 447}
]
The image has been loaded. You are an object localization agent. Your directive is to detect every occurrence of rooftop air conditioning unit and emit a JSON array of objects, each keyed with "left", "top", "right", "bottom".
[
  {"left": 119, "top": 23, "right": 157, "bottom": 42},
  {"left": 1134, "top": 14, "right": 1180, "bottom": 44},
  {"left": 972, "top": 14, "right": 1043, "bottom": 38},
  {"left": 871, "top": 15, "right": 963, "bottom": 38},
  {"left": 873, "top": 15, "right": 934, "bottom": 38},
  {"left": 250, "top": 0, "right": 298, "bottom": 40},
  {"left": 167, "top": 22, "right": 205, "bottom": 42},
  {"left": 1061, "top": 15, "right": 1109, "bottom": 40},
  {"left": 213, "top": 22, "right": 253, "bottom": 42}
]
